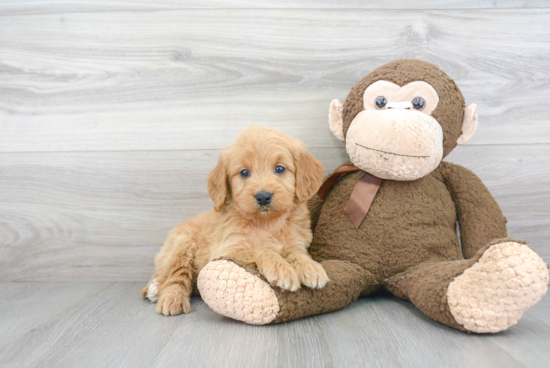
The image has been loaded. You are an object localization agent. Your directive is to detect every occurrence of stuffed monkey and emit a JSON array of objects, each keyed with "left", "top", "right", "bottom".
[{"left": 197, "top": 60, "right": 548, "bottom": 333}]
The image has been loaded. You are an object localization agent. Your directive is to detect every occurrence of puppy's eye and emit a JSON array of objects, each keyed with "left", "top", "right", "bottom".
[
  {"left": 275, "top": 166, "right": 286, "bottom": 175},
  {"left": 375, "top": 96, "right": 387, "bottom": 109},
  {"left": 240, "top": 169, "right": 250, "bottom": 178}
]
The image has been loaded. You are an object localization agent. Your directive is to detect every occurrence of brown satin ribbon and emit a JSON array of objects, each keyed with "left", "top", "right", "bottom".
[
  {"left": 318, "top": 165, "right": 360, "bottom": 200},
  {"left": 344, "top": 172, "right": 382, "bottom": 229},
  {"left": 317, "top": 165, "right": 382, "bottom": 229}
]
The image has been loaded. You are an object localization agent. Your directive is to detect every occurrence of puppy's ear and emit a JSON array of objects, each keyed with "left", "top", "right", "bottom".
[
  {"left": 293, "top": 144, "right": 324, "bottom": 203},
  {"left": 207, "top": 152, "right": 229, "bottom": 212}
]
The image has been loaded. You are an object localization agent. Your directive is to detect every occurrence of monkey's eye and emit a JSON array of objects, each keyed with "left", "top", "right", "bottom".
[
  {"left": 240, "top": 169, "right": 250, "bottom": 178},
  {"left": 275, "top": 166, "right": 286, "bottom": 175},
  {"left": 375, "top": 96, "right": 388, "bottom": 109},
  {"left": 412, "top": 97, "right": 425, "bottom": 110}
]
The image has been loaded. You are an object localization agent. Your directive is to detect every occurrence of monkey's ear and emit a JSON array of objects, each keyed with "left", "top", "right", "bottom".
[
  {"left": 329, "top": 99, "right": 345, "bottom": 141},
  {"left": 457, "top": 104, "right": 478, "bottom": 145},
  {"left": 207, "top": 152, "right": 229, "bottom": 212}
]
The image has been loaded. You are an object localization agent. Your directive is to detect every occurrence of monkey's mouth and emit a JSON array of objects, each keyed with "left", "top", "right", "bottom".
[{"left": 355, "top": 143, "right": 430, "bottom": 159}]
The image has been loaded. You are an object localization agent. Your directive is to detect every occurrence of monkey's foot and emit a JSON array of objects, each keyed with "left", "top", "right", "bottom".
[
  {"left": 197, "top": 258, "right": 280, "bottom": 325},
  {"left": 448, "top": 241, "right": 548, "bottom": 333}
]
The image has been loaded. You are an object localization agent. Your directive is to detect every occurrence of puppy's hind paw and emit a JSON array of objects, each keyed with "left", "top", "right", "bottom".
[{"left": 145, "top": 281, "right": 160, "bottom": 302}]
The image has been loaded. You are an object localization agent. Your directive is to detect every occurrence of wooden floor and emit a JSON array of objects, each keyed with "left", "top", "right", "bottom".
[
  {"left": 0, "top": 282, "right": 548, "bottom": 368},
  {"left": 1, "top": 1, "right": 550, "bottom": 367}
]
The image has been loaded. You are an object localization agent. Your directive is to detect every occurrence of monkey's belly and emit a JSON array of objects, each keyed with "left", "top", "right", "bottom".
[{"left": 311, "top": 171, "right": 462, "bottom": 280}]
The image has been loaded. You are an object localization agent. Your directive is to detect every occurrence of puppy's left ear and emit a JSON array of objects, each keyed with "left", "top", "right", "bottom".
[
  {"left": 293, "top": 144, "right": 324, "bottom": 203},
  {"left": 207, "top": 151, "right": 229, "bottom": 212}
]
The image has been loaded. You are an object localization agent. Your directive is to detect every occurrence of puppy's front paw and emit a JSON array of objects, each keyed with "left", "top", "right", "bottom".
[
  {"left": 294, "top": 259, "right": 330, "bottom": 289},
  {"left": 156, "top": 291, "right": 191, "bottom": 316},
  {"left": 260, "top": 260, "right": 301, "bottom": 292}
]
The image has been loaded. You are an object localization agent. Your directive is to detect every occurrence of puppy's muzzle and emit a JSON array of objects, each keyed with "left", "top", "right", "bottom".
[{"left": 255, "top": 191, "right": 273, "bottom": 206}]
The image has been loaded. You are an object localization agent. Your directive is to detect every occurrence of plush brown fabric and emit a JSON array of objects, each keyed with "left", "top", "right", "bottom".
[
  {"left": 272, "top": 260, "right": 370, "bottom": 324},
  {"left": 310, "top": 164, "right": 464, "bottom": 280},
  {"left": 306, "top": 194, "right": 323, "bottom": 232},
  {"left": 274, "top": 142, "right": 512, "bottom": 329},
  {"left": 267, "top": 162, "right": 518, "bottom": 328},
  {"left": 342, "top": 59, "right": 465, "bottom": 158},
  {"left": 441, "top": 161, "right": 508, "bottom": 258},
  {"left": 382, "top": 247, "right": 491, "bottom": 332}
]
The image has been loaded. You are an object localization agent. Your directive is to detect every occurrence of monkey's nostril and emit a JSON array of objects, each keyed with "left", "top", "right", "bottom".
[{"left": 255, "top": 191, "right": 273, "bottom": 206}]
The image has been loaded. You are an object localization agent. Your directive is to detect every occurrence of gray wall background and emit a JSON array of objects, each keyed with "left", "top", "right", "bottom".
[{"left": 1, "top": 1, "right": 549, "bottom": 281}]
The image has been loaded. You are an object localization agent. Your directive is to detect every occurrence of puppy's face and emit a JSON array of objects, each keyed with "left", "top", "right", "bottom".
[{"left": 207, "top": 126, "right": 323, "bottom": 220}]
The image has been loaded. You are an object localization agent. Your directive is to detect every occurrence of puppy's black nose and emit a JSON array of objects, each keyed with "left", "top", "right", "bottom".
[{"left": 255, "top": 191, "right": 272, "bottom": 206}]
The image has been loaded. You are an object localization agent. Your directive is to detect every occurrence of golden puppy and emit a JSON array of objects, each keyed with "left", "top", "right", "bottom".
[{"left": 141, "top": 125, "right": 328, "bottom": 316}]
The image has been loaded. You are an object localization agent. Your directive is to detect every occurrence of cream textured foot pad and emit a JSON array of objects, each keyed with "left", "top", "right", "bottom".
[
  {"left": 197, "top": 260, "right": 280, "bottom": 325},
  {"left": 448, "top": 242, "right": 549, "bottom": 333}
]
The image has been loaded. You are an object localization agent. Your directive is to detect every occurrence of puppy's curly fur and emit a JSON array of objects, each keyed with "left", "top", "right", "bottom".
[{"left": 141, "top": 126, "right": 328, "bottom": 316}]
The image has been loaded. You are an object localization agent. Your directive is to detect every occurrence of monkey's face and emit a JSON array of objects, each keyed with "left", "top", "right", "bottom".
[
  {"left": 329, "top": 60, "right": 478, "bottom": 182},
  {"left": 344, "top": 80, "right": 443, "bottom": 181}
]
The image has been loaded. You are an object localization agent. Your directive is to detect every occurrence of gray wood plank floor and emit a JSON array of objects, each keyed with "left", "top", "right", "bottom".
[{"left": 0, "top": 282, "right": 548, "bottom": 368}]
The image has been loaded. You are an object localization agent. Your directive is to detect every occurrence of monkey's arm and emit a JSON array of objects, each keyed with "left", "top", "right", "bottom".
[
  {"left": 441, "top": 162, "right": 508, "bottom": 259},
  {"left": 307, "top": 195, "right": 324, "bottom": 232}
]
